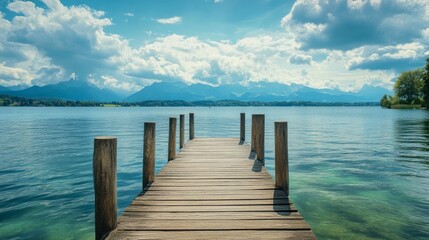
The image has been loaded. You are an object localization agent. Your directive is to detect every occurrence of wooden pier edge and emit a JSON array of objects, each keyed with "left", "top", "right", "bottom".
[{"left": 93, "top": 113, "right": 316, "bottom": 240}]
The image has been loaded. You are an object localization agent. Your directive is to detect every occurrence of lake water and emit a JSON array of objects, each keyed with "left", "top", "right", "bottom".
[{"left": 0, "top": 107, "right": 428, "bottom": 239}]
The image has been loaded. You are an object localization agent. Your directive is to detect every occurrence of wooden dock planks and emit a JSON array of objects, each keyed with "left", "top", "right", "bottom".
[{"left": 107, "top": 138, "right": 316, "bottom": 240}]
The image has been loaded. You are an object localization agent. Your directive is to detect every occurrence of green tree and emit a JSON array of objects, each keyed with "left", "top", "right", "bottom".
[
  {"left": 423, "top": 58, "right": 429, "bottom": 109},
  {"left": 380, "top": 94, "right": 392, "bottom": 108},
  {"left": 394, "top": 69, "right": 424, "bottom": 104}
]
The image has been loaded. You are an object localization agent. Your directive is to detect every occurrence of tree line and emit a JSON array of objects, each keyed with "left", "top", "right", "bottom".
[
  {"left": 0, "top": 94, "right": 379, "bottom": 107},
  {"left": 381, "top": 58, "right": 429, "bottom": 109}
]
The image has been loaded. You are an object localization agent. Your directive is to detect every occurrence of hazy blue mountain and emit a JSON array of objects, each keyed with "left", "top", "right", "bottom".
[
  {"left": 126, "top": 81, "right": 390, "bottom": 102},
  {"left": 0, "top": 86, "right": 11, "bottom": 93},
  {"left": 4, "top": 79, "right": 121, "bottom": 102},
  {"left": 3, "top": 80, "right": 390, "bottom": 102}
]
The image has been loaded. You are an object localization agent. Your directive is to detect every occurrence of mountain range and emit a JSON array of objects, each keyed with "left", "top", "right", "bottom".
[
  {"left": 0, "top": 79, "right": 392, "bottom": 102},
  {"left": 125, "top": 81, "right": 391, "bottom": 102},
  {"left": 0, "top": 80, "right": 121, "bottom": 102}
]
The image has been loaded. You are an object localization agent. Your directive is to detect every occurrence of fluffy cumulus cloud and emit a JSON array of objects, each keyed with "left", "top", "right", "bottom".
[
  {"left": 281, "top": 0, "right": 429, "bottom": 76},
  {"left": 347, "top": 42, "right": 427, "bottom": 71},
  {"left": 281, "top": 0, "right": 429, "bottom": 50},
  {"left": 0, "top": 0, "right": 138, "bottom": 89},
  {"left": 0, "top": 0, "right": 427, "bottom": 93}
]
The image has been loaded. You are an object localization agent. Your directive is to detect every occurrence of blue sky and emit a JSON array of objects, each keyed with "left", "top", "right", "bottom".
[{"left": 0, "top": 0, "right": 428, "bottom": 93}]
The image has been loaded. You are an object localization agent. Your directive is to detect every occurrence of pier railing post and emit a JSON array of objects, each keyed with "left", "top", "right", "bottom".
[
  {"left": 189, "top": 113, "right": 194, "bottom": 140},
  {"left": 275, "top": 122, "right": 289, "bottom": 196},
  {"left": 240, "top": 113, "right": 245, "bottom": 142},
  {"left": 168, "top": 117, "right": 177, "bottom": 161},
  {"left": 143, "top": 122, "right": 155, "bottom": 188},
  {"left": 252, "top": 114, "right": 265, "bottom": 164},
  {"left": 93, "top": 137, "right": 117, "bottom": 240},
  {"left": 180, "top": 114, "right": 185, "bottom": 149}
]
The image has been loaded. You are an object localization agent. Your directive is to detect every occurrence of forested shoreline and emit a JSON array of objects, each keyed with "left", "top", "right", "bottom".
[{"left": 0, "top": 95, "right": 378, "bottom": 107}]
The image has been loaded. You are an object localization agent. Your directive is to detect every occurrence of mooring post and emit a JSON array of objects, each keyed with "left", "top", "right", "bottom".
[
  {"left": 180, "top": 114, "right": 185, "bottom": 149},
  {"left": 143, "top": 122, "right": 155, "bottom": 188},
  {"left": 168, "top": 117, "right": 177, "bottom": 161},
  {"left": 275, "top": 121, "right": 289, "bottom": 196},
  {"left": 189, "top": 113, "right": 194, "bottom": 140},
  {"left": 252, "top": 114, "right": 265, "bottom": 164},
  {"left": 93, "top": 137, "right": 117, "bottom": 240},
  {"left": 240, "top": 113, "right": 245, "bottom": 141}
]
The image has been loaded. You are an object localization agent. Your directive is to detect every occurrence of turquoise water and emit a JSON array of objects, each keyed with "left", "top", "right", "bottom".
[{"left": 0, "top": 107, "right": 428, "bottom": 239}]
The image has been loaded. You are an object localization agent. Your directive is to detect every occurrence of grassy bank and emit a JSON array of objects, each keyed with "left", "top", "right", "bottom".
[{"left": 390, "top": 104, "right": 423, "bottom": 109}]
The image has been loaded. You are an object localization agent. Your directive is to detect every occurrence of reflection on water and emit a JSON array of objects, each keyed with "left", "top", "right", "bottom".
[{"left": 0, "top": 107, "right": 428, "bottom": 239}]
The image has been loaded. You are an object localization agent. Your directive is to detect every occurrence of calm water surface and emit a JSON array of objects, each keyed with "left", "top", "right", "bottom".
[{"left": 0, "top": 107, "right": 428, "bottom": 239}]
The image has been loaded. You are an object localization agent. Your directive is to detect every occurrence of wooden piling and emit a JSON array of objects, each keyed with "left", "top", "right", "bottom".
[
  {"left": 251, "top": 115, "right": 255, "bottom": 151},
  {"left": 143, "top": 122, "right": 155, "bottom": 188},
  {"left": 240, "top": 113, "right": 245, "bottom": 141},
  {"left": 252, "top": 114, "right": 265, "bottom": 164},
  {"left": 189, "top": 113, "right": 194, "bottom": 140},
  {"left": 168, "top": 117, "right": 177, "bottom": 161},
  {"left": 93, "top": 137, "right": 117, "bottom": 240},
  {"left": 275, "top": 121, "right": 289, "bottom": 196},
  {"left": 180, "top": 114, "right": 185, "bottom": 149}
]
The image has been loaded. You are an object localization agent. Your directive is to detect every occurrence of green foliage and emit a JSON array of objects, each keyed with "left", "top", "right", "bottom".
[
  {"left": 380, "top": 94, "right": 392, "bottom": 108},
  {"left": 423, "top": 58, "right": 429, "bottom": 109},
  {"left": 394, "top": 69, "right": 424, "bottom": 104}
]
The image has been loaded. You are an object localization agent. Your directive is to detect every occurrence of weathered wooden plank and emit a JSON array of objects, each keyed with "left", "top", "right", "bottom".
[
  {"left": 125, "top": 205, "right": 297, "bottom": 212},
  {"left": 108, "top": 230, "right": 316, "bottom": 240},
  {"left": 139, "top": 189, "right": 287, "bottom": 197},
  {"left": 144, "top": 185, "right": 277, "bottom": 191},
  {"left": 131, "top": 199, "right": 292, "bottom": 206},
  {"left": 150, "top": 181, "right": 275, "bottom": 187},
  {"left": 117, "top": 219, "right": 310, "bottom": 231},
  {"left": 132, "top": 195, "right": 288, "bottom": 201},
  {"left": 119, "top": 211, "right": 303, "bottom": 220}
]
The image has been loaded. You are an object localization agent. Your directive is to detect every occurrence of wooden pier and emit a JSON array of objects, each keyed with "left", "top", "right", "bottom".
[{"left": 93, "top": 113, "right": 316, "bottom": 240}]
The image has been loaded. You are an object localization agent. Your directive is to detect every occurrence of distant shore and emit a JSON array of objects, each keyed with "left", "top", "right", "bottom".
[{"left": 0, "top": 94, "right": 379, "bottom": 107}]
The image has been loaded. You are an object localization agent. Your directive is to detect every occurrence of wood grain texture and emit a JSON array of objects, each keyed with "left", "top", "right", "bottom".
[
  {"left": 93, "top": 137, "right": 117, "bottom": 240},
  {"left": 168, "top": 117, "right": 176, "bottom": 161},
  {"left": 106, "top": 137, "right": 315, "bottom": 240},
  {"left": 143, "top": 122, "right": 155, "bottom": 188},
  {"left": 275, "top": 121, "right": 289, "bottom": 196},
  {"left": 180, "top": 114, "right": 185, "bottom": 149},
  {"left": 252, "top": 114, "right": 265, "bottom": 163},
  {"left": 189, "top": 113, "right": 194, "bottom": 140},
  {"left": 240, "top": 112, "right": 245, "bottom": 141}
]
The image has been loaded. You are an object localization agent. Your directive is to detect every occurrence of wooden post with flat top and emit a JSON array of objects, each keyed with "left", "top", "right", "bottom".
[
  {"left": 180, "top": 114, "right": 185, "bottom": 149},
  {"left": 93, "top": 137, "right": 117, "bottom": 240},
  {"left": 252, "top": 114, "right": 265, "bottom": 164},
  {"left": 240, "top": 113, "right": 245, "bottom": 142},
  {"left": 168, "top": 117, "right": 177, "bottom": 161},
  {"left": 189, "top": 113, "right": 194, "bottom": 140},
  {"left": 275, "top": 121, "right": 289, "bottom": 196},
  {"left": 143, "top": 122, "right": 155, "bottom": 188}
]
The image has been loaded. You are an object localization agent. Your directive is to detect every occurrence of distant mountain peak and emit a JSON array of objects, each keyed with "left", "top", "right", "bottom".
[{"left": 125, "top": 81, "right": 389, "bottom": 102}]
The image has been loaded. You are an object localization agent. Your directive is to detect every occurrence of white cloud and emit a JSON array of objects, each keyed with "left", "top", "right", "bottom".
[
  {"left": 1, "top": 0, "right": 134, "bottom": 89},
  {"left": 289, "top": 54, "right": 312, "bottom": 65},
  {"left": 156, "top": 16, "right": 182, "bottom": 24},
  {"left": 124, "top": 12, "right": 134, "bottom": 17},
  {"left": 281, "top": 0, "right": 429, "bottom": 50},
  {"left": 1, "top": 0, "right": 424, "bottom": 93},
  {"left": 347, "top": 43, "right": 426, "bottom": 71}
]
